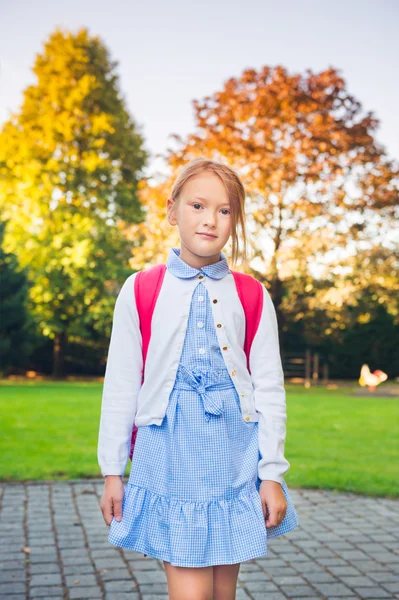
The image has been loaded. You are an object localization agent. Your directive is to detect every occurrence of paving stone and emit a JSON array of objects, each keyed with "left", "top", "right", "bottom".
[
  {"left": 304, "top": 571, "right": 339, "bottom": 583},
  {"left": 30, "top": 573, "right": 62, "bottom": 587},
  {"left": 29, "top": 562, "right": 60, "bottom": 576},
  {"left": 256, "top": 557, "right": 287, "bottom": 568},
  {"left": 61, "top": 555, "right": 92, "bottom": 567},
  {"left": 99, "top": 568, "right": 134, "bottom": 582},
  {"left": 243, "top": 580, "right": 279, "bottom": 592},
  {"left": 316, "top": 557, "right": 348, "bottom": 567},
  {"left": 104, "top": 579, "right": 139, "bottom": 593},
  {"left": 29, "top": 553, "right": 58, "bottom": 564},
  {"left": 311, "top": 581, "right": 357, "bottom": 596},
  {"left": 94, "top": 557, "right": 126, "bottom": 570},
  {"left": 0, "top": 582, "right": 25, "bottom": 594},
  {"left": 353, "top": 588, "right": 392, "bottom": 598},
  {"left": 65, "top": 573, "right": 98, "bottom": 587},
  {"left": 107, "top": 594, "right": 140, "bottom": 600},
  {"left": 342, "top": 575, "right": 383, "bottom": 587},
  {"left": 368, "top": 571, "right": 399, "bottom": 583},
  {"left": 328, "top": 565, "right": 362, "bottom": 576},
  {"left": 59, "top": 548, "right": 89, "bottom": 558},
  {"left": 275, "top": 585, "right": 317, "bottom": 597},
  {"left": 137, "top": 583, "right": 169, "bottom": 594},
  {"left": 271, "top": 574, "right": 308, "bottom": 586},
  {"left": 340, "top": 549, "right": 378, "bottom": 561},
  {"left": 0, "top": 559, "right": 26, "bottom": 571},
  {"left": 352, "top": 560, "right": 392, "bottom": 572},
  {"left": 30, "top": 586, "right": 64, "bottom": 598},
  {"left": 251, "top": 594, "right": 286, "bottom": 600},
  {"left": 238, "top": 569, "right": 271, "bottom": 581},
  {"left": 63, "top": 564, "right": 96, "bottom": 576},
  {"left": 0, "top": 569, "right": 25, "bottom": 584},
  {"left": 372, "top": 552, "right": 399, "bottom": 563},
  {"left": 68, "top": 587, "right": 102, "bottom": 599},
  {"left": 91, "top": 548, "right": 121, "bottom": 559},
  {"left": 291, "top": 561, "right": 323, "bottom": 573},
  {"left": 268, "top": 566, "right": 298, "bottom": 577}
]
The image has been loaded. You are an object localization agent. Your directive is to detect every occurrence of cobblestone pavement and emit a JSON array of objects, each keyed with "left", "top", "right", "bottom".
[{"left": 1, "top": 480, "right": 398, "bottom": 600}]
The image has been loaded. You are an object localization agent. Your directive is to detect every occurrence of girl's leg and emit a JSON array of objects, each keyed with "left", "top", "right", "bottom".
[
  {"left": 213, "top": 563, "right": 241, "bottom": 600},
  {"left": 163, "top": 561, "right": 213, "bottom": 600}
]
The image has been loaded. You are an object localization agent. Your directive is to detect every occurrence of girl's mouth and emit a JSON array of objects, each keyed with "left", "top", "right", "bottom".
[{"left": 197, "top": 233, "right": 217, "bottom": 239}]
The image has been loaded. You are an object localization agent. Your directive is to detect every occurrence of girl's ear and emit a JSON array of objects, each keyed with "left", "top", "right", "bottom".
[{"left": 166, "top": 197, "right": 178, "bottom": 226}]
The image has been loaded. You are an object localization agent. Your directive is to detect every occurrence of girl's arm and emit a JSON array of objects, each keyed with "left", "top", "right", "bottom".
[
  {"left": 97, "top": 272, "right": 143, "bottom": 477},
  {"left": 249, "top": 284, "right": 290, "bottom": 484}
]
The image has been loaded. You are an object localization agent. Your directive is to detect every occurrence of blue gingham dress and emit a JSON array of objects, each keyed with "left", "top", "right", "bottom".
[{"left": 108, "top": 247, "right": 299, "bottom": 567}]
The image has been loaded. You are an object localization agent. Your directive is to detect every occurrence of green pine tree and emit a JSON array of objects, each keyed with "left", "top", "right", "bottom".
[{"left": 0, "top": 220, "right": 35, "bottom": 375}]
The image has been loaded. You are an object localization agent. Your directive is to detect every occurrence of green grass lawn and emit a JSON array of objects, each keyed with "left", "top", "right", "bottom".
[{"left": 1, "top": 381, "right": 398, "bottom": 497}]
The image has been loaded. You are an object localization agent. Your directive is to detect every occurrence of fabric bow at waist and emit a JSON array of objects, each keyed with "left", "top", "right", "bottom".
[{"left": 173, "top": 365, "right": 235, "bottom": 421}]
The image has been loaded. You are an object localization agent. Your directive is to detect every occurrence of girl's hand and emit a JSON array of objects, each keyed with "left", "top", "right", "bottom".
[
  {"left": 100, "top": 475, "right": 125, "bottom": 526},
  {"left": 259, "top": 480, "right": 287, "bottom": 528}
]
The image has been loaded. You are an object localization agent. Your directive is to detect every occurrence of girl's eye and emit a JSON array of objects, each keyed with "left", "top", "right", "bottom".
[{"left": 192, "top": 204, "right": 230, "bottom": 215}]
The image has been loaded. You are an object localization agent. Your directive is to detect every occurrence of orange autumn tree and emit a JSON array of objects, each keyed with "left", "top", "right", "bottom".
[
  {"left": 165, "top": 66, "right": 399, "bottom": 333},
  {"left": 125, "top": 177, "right": 180, "bottom": 270}
]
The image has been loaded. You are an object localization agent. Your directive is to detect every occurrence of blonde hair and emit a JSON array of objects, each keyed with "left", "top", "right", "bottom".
[{"left": 167, "top": 157, "right": 248, "bottom": 266}]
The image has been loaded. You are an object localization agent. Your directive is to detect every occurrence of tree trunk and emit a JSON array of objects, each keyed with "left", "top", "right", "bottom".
[{"left": 53, "top": 331, "right": 67, "bottom": 378}]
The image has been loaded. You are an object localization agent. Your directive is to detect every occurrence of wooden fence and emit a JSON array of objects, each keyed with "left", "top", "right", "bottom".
[{"left": 283, "top": 349, "right": 329, "bottom": 387}]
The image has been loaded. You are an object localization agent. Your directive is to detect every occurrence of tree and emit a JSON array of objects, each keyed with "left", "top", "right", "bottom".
[
  {"left": 0, "top": 28, "right": 148, "bottom": 376},
  {"left": 0, "top": 219, "right": 34, "bottom": 374},
  {"left": 126, "top": 178, "right": 180, "bottom": 271},
  {"left": 165, "top": 66, "right": 399, "bottom": 341}
]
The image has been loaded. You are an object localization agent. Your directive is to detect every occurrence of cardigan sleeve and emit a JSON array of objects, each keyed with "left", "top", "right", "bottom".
[
  {"left": 97, "top": 272, "right": 143, "bottom": 477},
  {"left": 248, "top": 283, "right": 290, "bottom": 484}
]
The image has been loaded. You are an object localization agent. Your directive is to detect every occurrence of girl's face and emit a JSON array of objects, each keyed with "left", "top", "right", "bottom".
[{"left": 167, "top": 172, "right": 232, "bottom": 268}]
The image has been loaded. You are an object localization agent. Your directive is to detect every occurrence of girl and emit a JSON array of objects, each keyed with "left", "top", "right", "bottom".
[{"left": 98, "top": 157, "right": 298, "bottom": 600}]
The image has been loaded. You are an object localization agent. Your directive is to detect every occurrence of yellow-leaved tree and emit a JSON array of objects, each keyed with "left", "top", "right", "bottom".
[{"left": 0, "top": 28, "right": 148, "bottom": 376}]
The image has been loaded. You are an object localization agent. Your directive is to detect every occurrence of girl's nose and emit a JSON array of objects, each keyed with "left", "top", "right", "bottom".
[{"left": 203, "top": 214, "right": 216, "bottom": 227}]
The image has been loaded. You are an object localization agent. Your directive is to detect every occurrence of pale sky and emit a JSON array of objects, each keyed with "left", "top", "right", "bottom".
[{"left": 1, "top": 0, "right": 398, "bottom": 179}]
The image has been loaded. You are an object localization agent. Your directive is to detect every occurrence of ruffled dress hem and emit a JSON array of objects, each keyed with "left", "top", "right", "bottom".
[{"left": 108, "top": 482, "right": 270, "bottom": 567}]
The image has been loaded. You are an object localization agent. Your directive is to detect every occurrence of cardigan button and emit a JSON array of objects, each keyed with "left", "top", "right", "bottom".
[
  {"left": 231, "top": 370, "right": 236, "bottom": 376},
  {"left": 244, "top": 416, "right": 250, "bottom": 422},
  {"left": 198, "top": 274, "right": 204, "bottom": 279},
  {"left": 217, "top": 323, "right": 222, "bottom": 328},
  {"left": 222, "top": 346, "right": 228, "bottom": 351},
  {"left": 213, "top": 299, "right": 218, "bottom": 303}
]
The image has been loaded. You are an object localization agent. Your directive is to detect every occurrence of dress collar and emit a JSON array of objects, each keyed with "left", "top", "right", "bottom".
[{"left": 166, "top": 247, "right": 230, "bottom": 280}]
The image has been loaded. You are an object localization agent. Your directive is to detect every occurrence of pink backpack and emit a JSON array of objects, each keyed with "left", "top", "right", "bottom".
[{"left": 129, "top": 264, "right": 263, "bottom": 460}]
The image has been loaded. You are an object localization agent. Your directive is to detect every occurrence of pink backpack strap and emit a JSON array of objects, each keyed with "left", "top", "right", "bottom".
[
  {"left": 134, "top": 264, "right": 167, "bottom": 374},
  {"left": 130, "top": 264, "right": 167, "bottom": 460},
  {"left": 231, "top": 271, "right": 263, "bottom": 374}
]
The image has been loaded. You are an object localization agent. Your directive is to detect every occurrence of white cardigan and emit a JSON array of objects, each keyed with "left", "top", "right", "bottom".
[{"left": 97, "top": 269, "right": 290, "bottom": 483}]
